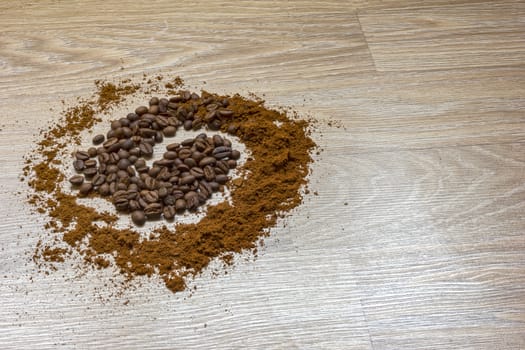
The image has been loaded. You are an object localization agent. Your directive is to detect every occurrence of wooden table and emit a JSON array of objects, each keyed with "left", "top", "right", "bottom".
[{"left": 1, "top": 1, "right": 524, "bottom": 349}]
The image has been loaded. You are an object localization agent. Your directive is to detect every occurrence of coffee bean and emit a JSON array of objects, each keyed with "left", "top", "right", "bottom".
[
  {"left": 135, "top": 106, "right": 149, "bottom": 116},
  {"left": 87, "top": 147, "right": 98, "bottom": 158},
  {"left": 117, "top": 158, "right": 131, "bottom": 170},
  {"left": 131, "top": 210, "right": 146, "bottom": 225},
  {"left": 178, "top": 148, "right": 192, "bottom": 159},
  {"left": 75, "top": 151, "right": 90, "bottom": 161},
  {"left": 79, "top": 182, "right": 93, "bottom": 196},
  {"left": 209, "top": 181, "right": 220, "bottom": 192},
  {"left": 139, "top": 142, "right": 153, "bottom": 157},
  {"left": 227, "top": 124, "right": 238, "bottom": 134},
  {"left": 231, "top": 150, "right": 241, "bottom": 160},
  {"left": 175, "top": 199, "right": 186, "bottom": 211},
  {"left": 216, "top": 160, "right": 230, "bottom": 174},
  {"left": 217, "top": 108, "right": 233, "bottom": 117},
  {"left": 209, "top": 119, "right": 222, "bottom": 130},
  {"left": 190, "top": 167, "right": 204, "bottom": 179},
  {"left": 73, "top": 159, "right": 85, "bottom": 172},
  {"left": 203, "top": 165, "right": 216, "bottom": 181},
  {"left": 183, "top": 120, "right": 192, "bottom": 130},
  {"left": 184, "top": 191, "right": 199, "bottom": 210},
  {"left": 143, "top": 190, "right": 159, "bottom": 203},
  {"left": 163, "top": 126, "right": 176, "bottom": 137},
  {"left": 85, "top": 159, "right": 97, "bottom": 168},
  {"left": 84, "top": 167, "right": 98, "bottom": 177},
  {"left": 227, "top": 159, "right": 237, "bottom": 169},
  {"left": 98, "top": 183, "right": 110, "bottom": 196},
  {"left": 69, "top": 175, "right": 84, "bottom": 186},
  {"left": 216, "top": 174, "right": 229, "bottom": 184},
  {"left": 92, "top": 134, "right": 105, "bottom": 145},
  {"left": 199, "top": 156, "right": 216, "bottom": 167},
  {"left": 163, "top": 206, "right": 176, "bottom": 220},
  {"left": 180, "top": 175, "right": 196, "bottom": 185},
  {"left": 92, "top": 174, "right": 106, "bottom": 187},
  {"left": 144, "top": 203, "right": 162, "bottom": 218}
]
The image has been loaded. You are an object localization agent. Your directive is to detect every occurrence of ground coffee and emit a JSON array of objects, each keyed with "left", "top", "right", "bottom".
[{"left": 25, "top": 76, "right": 316, "bottom": 293}]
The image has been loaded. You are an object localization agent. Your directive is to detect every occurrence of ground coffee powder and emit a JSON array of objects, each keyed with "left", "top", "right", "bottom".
[{"left": 25, "top": 76, "right": 316, "bottom": 293}]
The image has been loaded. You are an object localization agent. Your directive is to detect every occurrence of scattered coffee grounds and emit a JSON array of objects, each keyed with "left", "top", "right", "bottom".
[{"left": 26, "top": 76, "right": 316, "bottom": 293}]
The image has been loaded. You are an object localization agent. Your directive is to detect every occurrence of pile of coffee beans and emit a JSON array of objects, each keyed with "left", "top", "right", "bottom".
[{"left": 68, "top": 92, "right": 241, "bottom": 226}]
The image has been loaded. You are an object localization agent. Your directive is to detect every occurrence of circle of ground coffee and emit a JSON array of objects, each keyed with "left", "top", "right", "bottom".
[{"left": 25, "top": 76, "right": 316, "bottom": 293}]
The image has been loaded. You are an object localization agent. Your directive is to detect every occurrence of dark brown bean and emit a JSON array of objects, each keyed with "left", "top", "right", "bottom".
[
  {"left": 163, "top": 126, "right": 176, "bottom": 137},
  {"left": 85, "top": 159, "right": 97, "bottom": 168},
  {"left": 92, "top": 174, "right": 106, "bottom": 187},
  {"left": 135, "top": 106, "right": 149, "bottom": 116},
  {"left": 203, "top": 165, "right": 216, "bottom": 181},
  {"left": 83, "top": 167, "right": 98, "bottom": 177},
  {"left": 216, "top": 174, "right": 229, "bottom": 184},
  {"left": 184, "top": 191, "right": 199, "bottom": 209},
  {"left": 199, "top": 156, "right": 216, "bottom": 167},
  {"left": 180, "top": 175, "right": 196, "bottom": 185},
  {"left": 227, "top": 159, "right": 237, "bottom": 169},
  {"left": 178, "top": 148, "right": 192, "bottom": 159},
  {"left": 87, "top": 147, "right": 98, "bottom": 158},
  {"left": 75, "top": 151, "right": 90, "bottom": 161},
  {"left": 73, "top": 160, "right": 85, "bottom": 172},
  {"left": 231, "top": 150, "right": 241, "bottom": 160},
  {"left": 79, "top": 182, "right": 93, "bottom": 195},
  {"left": 163, "top": 206, "right": 176, "bottom": 220},
  {"left": 131, "top": 210, "right": 146, "bottom": 225},
  {"left": 98, "top": 183, "right": 110, "bottom": 196},
  {"left": 144, "top": 203, "right": 162, "bottom": 218},
  {"left": 92, "top": 134, "right": 105, "bottom": 145},
  {"left": 69, "top": 175, "right": 84, "bottom": 186}
]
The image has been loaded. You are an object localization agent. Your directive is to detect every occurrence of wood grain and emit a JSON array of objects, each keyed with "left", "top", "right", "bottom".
[{"left": 1, "top": 0, "right": 524, "bottom": 349}]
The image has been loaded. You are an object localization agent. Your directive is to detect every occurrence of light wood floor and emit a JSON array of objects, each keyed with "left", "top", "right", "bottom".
[{"left": 0, "top": 1, "right": 524, "bottom": 349}]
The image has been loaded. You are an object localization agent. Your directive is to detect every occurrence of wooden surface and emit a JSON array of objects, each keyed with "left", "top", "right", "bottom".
[{"left": 1, "top": 0, "right": 524, "bottom": 349}]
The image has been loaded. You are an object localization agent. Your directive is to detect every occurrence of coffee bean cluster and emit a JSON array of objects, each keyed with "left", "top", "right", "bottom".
[{"left": 68, "top": 92, "right": 241, "bottom": 226}]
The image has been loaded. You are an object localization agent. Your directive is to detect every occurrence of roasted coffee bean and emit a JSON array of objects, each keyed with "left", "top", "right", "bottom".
[
  {"left": 209, "top": 119, "right": 222, "bottom": 130},
  {"left": 116, "top": 170, "right": 129, "bottom": 180},
  {"left": 106, "top": 164, "right": 119, "bottom": 174},
  {"left": 84, "top": 167, "right": 98, "bottom": 177},
  {"left": 131, "top": 210, "right": 146, "bottom": 225},
  {"left": 217, "top": 160, "right": 230, "bottom": 174},
  {"left": 163, "top": 195, "right": 176, "bottom": 206},
  {"left": 209, "top": 181, "right": 220, "bottom": 192},
  {"left": 183, "top": 119, "right": 192, "bottom": 130},
  {"left": 163, "top": 151, "right": 177, "bottom": 160},
  {"left": 180, "top": 175, "right": 196, "bottom": 185},
  {"left": 117, "top": 158, "right": 131, "bottom": 170},
  {"left": 166, "top": 143, "right": 180, "bottom": 151},
  {"left": 135, "top": 106, "right": 149, "bottom": 116},
  {"left": 149, "top": 105, "right": 159, "bottom": 115},
  {"left": 75, "top": 151, "right": 90, "bottom": 161},
  {"left": 117, "top": 149, "right": 130, "bottom": 160},
  {"left": 190, "top": 167, "right": 204, "bottom": 179},
  {"left": 87, "top": 147, "right": 98, "bottom": 158},
  {"left": 92, "top": 134, "right": 105, "bottom": 145},
  {"left": 79, "top": 182, "right": 93, "bottom": 195},
  {"left": 217, "top": 108, "right": 233, "bottom": 117},
  {"left": 227, "top": 124, "right": 238, "bottom": 134},
  {"left": 144, "top": 176, "right": 157, "bottom": 190},
  {"left": 148, "top": 166, "right": 161, "bottom": 178},
  {"left": 143, "top": 190, "right": 159, "bottom": 203},
  {"left": 126, "top": 189, "right": 139, "bottom": 200},
  {"left": 163, "top": 125, "right": 177, "bottom": 137},
  {"left": 129, "top": 200, "right": 141, "bottom": 212},
  {"left": 73, "top": 159, "right": 85, "bottom": 172},
  {"left": 227, "top": 159, "right": 237, "bottom": 169},
  {"left": 184, "top": 191, "right": 199, "bottom": 209},
  {"left": 139, "top": 142, "right": 153, "bottom": 157},
  {"left": 230, "top": 149, "right": 241, "bottom": 160},
  {"left": 163, "top": 206, "right": 176, "bottom": 220},
  {"left": 127, "top": 112, "right": 139, "bottom": 122},
  {"left": 203, "top": 165, "right": 216, "bottom": 181},
  {"left": 180, "top": 156, "right": 194, "bottom": 167},
  {"left": 69, "top": 175, "right": 84, "bottom": 186},
  {"left": 120, "top": 138, "right": 134, "bottom": 150},
  {"left": 191, "top": 118, "right": 203, "bottom": 130},
  {"left": 199, "top": 156, "right": 216, "bottom": 167},
  {"left": 117, "top": 182, "right": 128, "bottom": 191},
  {"left": 98, "top": 152, "right": 110, "bottom": 164},
  {"left": 144, "top": 203, "right": 162, "bottom": 218},
  {"left": 92, "top": 174, "right": 106, "bottom": 187},
  {"left": 198, "top": 181, "right": 212, "bottom": 198},
  {"left": 149, "top": 97, "right": 159, "bottom": 106},
  {"left": 85, "top": 159, "right": 97, "bottom": 168},
  {"left": 98, "top": 183, "right": 110, "bottom": 196},
  {"left": 103, "top": 137, "right": 119, "bottom": 149},
  {"left": 216, "top": 174, "right": 229, "bottom": 184},
  {"left": 178, "top": 148, "right": 192, "bottom": 159},
  {"left": 158, "top": 186, "right": 169, "bottom": 198},
  {"left": 223, "top": 138, "right": 232, "bottom": 147}
]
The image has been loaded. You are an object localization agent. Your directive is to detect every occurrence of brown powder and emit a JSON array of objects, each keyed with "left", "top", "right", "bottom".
[{"left": 27, "top": 76, "right": 316, "bottom": 293}]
